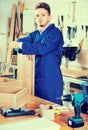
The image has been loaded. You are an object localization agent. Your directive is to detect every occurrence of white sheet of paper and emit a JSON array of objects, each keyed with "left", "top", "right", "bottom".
[{"left": 0, "top": 118, "right": 60, "bottom": 130}]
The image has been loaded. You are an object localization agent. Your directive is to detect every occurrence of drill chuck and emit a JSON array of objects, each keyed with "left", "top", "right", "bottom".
[{"left": 62, "top": 94, "right": 73, "bottom": 102}]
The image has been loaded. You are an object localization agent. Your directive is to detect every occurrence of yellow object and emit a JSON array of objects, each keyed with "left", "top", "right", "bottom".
[{"left": 54, "top": 109, "right": 61, "bottom": 115}]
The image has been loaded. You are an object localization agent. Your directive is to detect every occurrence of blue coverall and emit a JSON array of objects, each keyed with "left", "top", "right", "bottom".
[{"left": 17, "top": 24, "right": 64, "bottom": 105}]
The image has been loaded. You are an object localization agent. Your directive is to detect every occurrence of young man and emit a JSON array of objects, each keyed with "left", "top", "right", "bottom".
[{"left": 11, "top": 2, "right": 64, "bottom": 105}]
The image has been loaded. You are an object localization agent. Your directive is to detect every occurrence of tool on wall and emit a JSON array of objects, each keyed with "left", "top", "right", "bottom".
[
  {"left": 58, "top": 15, "right": 64, "bottom": 34},
  {"left": 61, "top": 15, "right": 64, "bottom": 33},
  {"left": 62, "top": 45, "right": 80, "bottom": 68},
  {"left": 67, "top": 26, "right": 71, "bottom": 40},
  {"left": 85, "top": 25, "right": 88, "bottom": 38},
  {"left": 67, "top": 25, "right": 77, "bottom": 40},
  {"left": 6, "top": 4, "right": 17, "bottom": 71},
  {"left": 81, "top": 25, "right": 88, "bottom": 38}
]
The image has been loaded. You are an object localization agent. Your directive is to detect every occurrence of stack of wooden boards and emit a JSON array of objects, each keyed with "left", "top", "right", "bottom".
[{"left": 0, "top": 77, "right": 29, "bottom": 108}]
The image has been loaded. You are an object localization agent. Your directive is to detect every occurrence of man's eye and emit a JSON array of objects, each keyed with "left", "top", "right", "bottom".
[
  {"left": 42, "top": 14, "right": 45, "bottom": 16},
  {"left": 36, "top": 15, "right": 39, "bottom": 17}
]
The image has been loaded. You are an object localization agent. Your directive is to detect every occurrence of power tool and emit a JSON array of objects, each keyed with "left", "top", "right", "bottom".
[{"left": 61, "top": 81, "right": 88, "bottom": 128}]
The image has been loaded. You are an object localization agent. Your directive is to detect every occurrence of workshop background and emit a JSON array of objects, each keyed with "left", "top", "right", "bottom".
[
  {"left": 0, "top": 0, "right": 88, "bottom": 86},
  {"left": 0, "top": 0, "right": 88, "bottom": 97},
  {"left": 0, "top": 0, "right": 88, "bottom": 70},
  {"left": 0, "top": 1, "right": 88, "bottom": 130},
  {"left": 0, "top": 0, "right": 88, "bottom": 83}
]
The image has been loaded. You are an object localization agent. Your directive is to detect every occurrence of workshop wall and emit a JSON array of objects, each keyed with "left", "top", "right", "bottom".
[{"left": 61, "top": 0, "right": 88, "bottom": 70}]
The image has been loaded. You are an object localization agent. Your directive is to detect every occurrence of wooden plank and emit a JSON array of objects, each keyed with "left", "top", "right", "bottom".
[
  {"left": 72, "top": 2, "right": 76, "bottom": 23},
  {"left": 61, "top": 67, "right": 88, "bottom": 78},
  {"left": 0, "top": 86, "right": 29, "bottom": 108},
  {"left": 30, "top": 55, "right": 35, "bottom": 95},
  {"left": 6, "top": 2, "right": 24, "bottom": 72},
  {"left": 0, "top": 47, "right": 2, "bottom": 62},
  {"left": 6, "top": 4, "right": 17, "bottom": 72},
  {"left": 0, "top": 77, "right": 19, "bottom": 87},
  {"left": 16, "top": 1, "right": 24, "bottom": 37},
  {"left": 17, "top": 54, "right": 35, "bottom": 95}
]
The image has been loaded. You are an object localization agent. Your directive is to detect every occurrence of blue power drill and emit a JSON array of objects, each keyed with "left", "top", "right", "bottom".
[{"left": 62, "top": 81, "right": 88, "bottom": 128}]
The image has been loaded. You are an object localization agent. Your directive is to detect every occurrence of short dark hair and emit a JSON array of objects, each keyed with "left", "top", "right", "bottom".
[{"left": 35, "top": 2, "right": 51, "bottom": 15}]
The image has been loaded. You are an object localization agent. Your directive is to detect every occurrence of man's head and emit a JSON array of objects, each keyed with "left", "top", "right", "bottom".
[
  {"left": 35, "top": 2, "right": 52, "bottom": 28},
  {"left": 35, "top": 2, "right": 51, "bottom": 15}
]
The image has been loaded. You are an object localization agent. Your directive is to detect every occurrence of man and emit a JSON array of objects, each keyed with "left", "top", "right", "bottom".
[{"left": 11, "top": 2, "right": 64, "bottom": 105}]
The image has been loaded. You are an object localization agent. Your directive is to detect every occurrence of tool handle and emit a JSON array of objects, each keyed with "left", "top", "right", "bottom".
[
  {"left": 15, "top": 48, "right": 22, "bottom": 53},
  {"left": 74, "top": 105, "right": 81, "bottom": 118}
]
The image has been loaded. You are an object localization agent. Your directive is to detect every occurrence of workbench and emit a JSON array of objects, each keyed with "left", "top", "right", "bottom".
[
  {"left": 0, "top": 95, "right": 88, "bottom": 130},
  {"left": 61, "top": 67, "right": 88, "bottom": 107}
]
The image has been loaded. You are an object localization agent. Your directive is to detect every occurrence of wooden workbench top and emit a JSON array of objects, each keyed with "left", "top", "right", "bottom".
[
  {"left": 0, "top": 95, "right": 88, "bottom": 130},
  {"left": 61, "top": 67, "right": 88, "bottom": 78}
]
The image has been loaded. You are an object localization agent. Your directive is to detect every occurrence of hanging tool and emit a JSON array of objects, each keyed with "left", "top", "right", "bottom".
[
  {"left": 67, "top": 26, "right": 71, "bottom": 40},
  {"left": 62, "top": 46, "right": 80, "bottom": 68},
  {"left": 85, "top": 25, "right": 88, "bottom": 38},
  {"left": 61, "top": 15, "right": 64, "bottom": 33}
]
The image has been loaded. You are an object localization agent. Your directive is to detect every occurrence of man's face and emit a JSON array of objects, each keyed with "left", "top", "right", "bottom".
[{"left": 35, "top": 8, "right": 51, "bottom": 28}]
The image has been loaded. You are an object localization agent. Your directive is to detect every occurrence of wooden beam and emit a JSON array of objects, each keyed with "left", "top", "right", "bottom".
[
  {"left": 72, "top": 2, "right": 76, "bottom": 23},
  {"left": 6, "top": 4, "right": 17, "bottom": 72}
]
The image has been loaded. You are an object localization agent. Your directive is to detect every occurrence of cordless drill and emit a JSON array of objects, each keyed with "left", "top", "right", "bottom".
[{"left": 61, "top": 81, "right": 88, "bottom": 128}]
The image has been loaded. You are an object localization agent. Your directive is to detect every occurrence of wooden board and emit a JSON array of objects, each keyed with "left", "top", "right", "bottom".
[
  {"left": 61, "top": 67, "right": 88, "bottom": 78},
  {"left": 17, "top": 54, "right": 35, "bottom": 95},
  {"left": 0, "top": 77, "right": 29, "bottom": 108},
  {"left": 6, "top": 4, "right": 17, "bottom": 72},
  {"left": 0, "top": 77, "right": 19, "bottom": 87},
  {"left": 0, "top": 87, "right": 29, "bottom": 108}
]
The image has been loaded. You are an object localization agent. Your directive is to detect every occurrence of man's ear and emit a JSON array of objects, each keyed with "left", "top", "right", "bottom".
[{"left": 49, "top": 15, "right": 52, "bottom": 22}]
